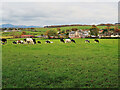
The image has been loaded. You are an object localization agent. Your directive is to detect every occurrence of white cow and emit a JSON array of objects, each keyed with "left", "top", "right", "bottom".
[{"left": 65, "top": 39, "right": 71, "bottom": 43}]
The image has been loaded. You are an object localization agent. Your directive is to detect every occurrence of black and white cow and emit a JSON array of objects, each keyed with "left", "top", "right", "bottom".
[
  {"left": 45, "top": 40, "right": 53, "bottom": 43},
  {"left": 17, "top": 40, "right": 24, "bottom": 44},
  {"left": 24, "top": 38, "right": 35, "bottom": 44},
  {"left": 37, "top": 41, "right": 41, "bottom": 44},
  {"left": 85, "top": 40, "right": 90, "bottom": 43},
  {"left": 65, "top": 39, "right": 71, "bottom": 43},
  {"left": 71, "top": 39, "right": 76, "bottom": 43},
  {"left": 13, "top": 41, "right": 17, "bottom": 44},
  {"left": 60, "top": 38, "right": 65, "bottom": 43},
  {"left": 94, "top": 39, "right": 99, "bottom": 43},
  {"left": 1, "top": 39, "right": 7, "bottom": 43},
  {"left": 32, "top": 39, "right": 36, "bottom": 44},
  {"left": 24, "top": 39, "right": 26, "bottom": 42},
  {"left": 45, "top": 40, "right": 51, "bottom": 43}
]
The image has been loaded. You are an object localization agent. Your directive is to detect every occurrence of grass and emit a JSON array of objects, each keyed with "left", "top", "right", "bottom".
[{"left": 2, "top": 38, "right": 118, "bottom": 88}]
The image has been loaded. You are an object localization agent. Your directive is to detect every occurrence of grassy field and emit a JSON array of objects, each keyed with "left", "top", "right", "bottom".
[{"left": 2, "top": 38, "right": 118, "bottom": 88}]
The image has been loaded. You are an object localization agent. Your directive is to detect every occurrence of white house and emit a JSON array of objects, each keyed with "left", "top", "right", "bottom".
[
  {"left": 69, "top": 30, "right": 90, "bottom": 38},
  {"left": 69, "top": 30, "right": 80, "bottom": 38}
]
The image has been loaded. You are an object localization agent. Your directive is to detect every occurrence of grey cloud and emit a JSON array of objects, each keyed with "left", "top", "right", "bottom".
[{"left": 1, "top": 2, "right": 118, "bottom": 26}]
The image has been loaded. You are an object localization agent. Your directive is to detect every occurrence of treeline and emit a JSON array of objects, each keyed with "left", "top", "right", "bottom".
[
  {"left": 1, "top": 28, "right": 35, "bottom": 31},
  {"left": 44, "top": 24, "right": 91, "bottom": 28},
  {"left": 44, "top": 24, "right": 115, "bottom": 28},
  {"left": 97, "top": 24, "right": 115, "bottom": 26}
]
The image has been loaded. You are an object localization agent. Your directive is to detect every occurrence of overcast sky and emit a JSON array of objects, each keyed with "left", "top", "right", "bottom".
[{"left": 1, "top": 1, "right": 118, "bottom": 26}]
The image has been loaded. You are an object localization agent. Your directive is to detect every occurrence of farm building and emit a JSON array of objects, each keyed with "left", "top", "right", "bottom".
[
  {"left": 21, "top": 35, "right": 35, "bottom": 38},
  {"left": 4, "top": 30, "right": 12, "bottom": 32},
  {"left": 69, "top": 30, "right": 80, "bottom": 38},
  {"left": 69, "top": 30, "right": 90, "bottom": 38},
  {"left": 79, "top": 30, "right": 89, "bottom": 38}
]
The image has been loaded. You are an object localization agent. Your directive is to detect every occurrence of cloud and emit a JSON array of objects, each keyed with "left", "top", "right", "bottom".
[
  {"left": 1, "top": 0, "right": 120, "bottom": 2},
  {"left": 1, "top": 2, "right": 118, "bottom": 26}
]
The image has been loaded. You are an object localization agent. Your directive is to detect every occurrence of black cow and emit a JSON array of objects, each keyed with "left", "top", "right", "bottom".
[
  {"left": 13, "top": 41, "right": 17, "bottom": 44},
  {"left": 71, "top": 39, "right": 76, "bottom": 43},
  {"left": 60, "top": 38, "right": 65, "bottom": 43},
  {"left": 37, "top": 41, "right": 41, "bottom": 44},
  {"left": 45, "top": 40, "right": 51, "bottom": 43},
  {"left": 94, "top": 39, "right": 99, "bottom": 43},
  {"left": 85, "top": 40, "right": 90, "bottom": 43},
  {"left": 1, "top": 39, "right": 7, "bottom": 43}
]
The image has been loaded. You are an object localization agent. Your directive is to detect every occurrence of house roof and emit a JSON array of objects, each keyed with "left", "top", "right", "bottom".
[{"left": 100, "top": 30, "right": 103, "bottom": 33}]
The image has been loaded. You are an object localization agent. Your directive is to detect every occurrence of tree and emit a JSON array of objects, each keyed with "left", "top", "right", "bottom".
[
  {"left": 89, "top": 25, "right": 99, "bottom": 36},
  {"left": 65, "top": 33, "right": 69, "bottom": 38},
  {"left": 66, "top": 29, "right": 70, "bottom": 33},
  {"left": 2, "top": 28, "right": 7, "bottom": 31},
  {"left": 21, "top": 31, "right": 26, "bottom": 35},
  {"left": 57, "top": 28, "right": 61, "bottom": 34},
  {"left": 57, "top": 28, "right": 61, "bottom": 31},
  {"left": 45, "top": 30, "right": 58, "bottom": 38},
  {"left": 61, "top": 30, "right": 65, "bottom": 33},
  {"left": 71, "top": 28, "right": 78, "bottom": 31},
  {"left": 41, "top": 34, "right": 43, "bottom": 36},
  {"left": 106, "top": 24, "right": 111, "bottom": 36},
  {"left": 12, "top": 32, "right": 21, "bottom": 38},
  {"left": 8, "top": 28, "right": 13, "bottom": 30}
]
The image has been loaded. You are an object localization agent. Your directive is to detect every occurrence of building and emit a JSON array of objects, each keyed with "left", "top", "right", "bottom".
[
  {"left": 69, "top": 30, "right": 80, "bottom": 38},
  {"left": 4, "top": 30, "right": 12, "bottom": 32},
  {"left": 69, "top": 30, "right": 90, "bottom": 38},
  {"left": 21, "top": 35, "right": 35, "bottom": 38}
]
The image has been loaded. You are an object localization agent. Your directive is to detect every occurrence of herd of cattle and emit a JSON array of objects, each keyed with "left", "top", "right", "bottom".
[{"left": 0, "top": 38, "right": 99, "bottom": 45}]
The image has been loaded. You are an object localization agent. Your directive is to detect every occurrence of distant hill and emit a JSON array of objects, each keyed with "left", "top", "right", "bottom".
[{"left": 0, "top": 24, "right": 42, "bottom": 28}]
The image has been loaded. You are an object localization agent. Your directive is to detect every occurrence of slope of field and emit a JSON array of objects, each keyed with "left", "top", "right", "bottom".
[{"left": 2, "top": 39, "right": 118, "bottom": 88}]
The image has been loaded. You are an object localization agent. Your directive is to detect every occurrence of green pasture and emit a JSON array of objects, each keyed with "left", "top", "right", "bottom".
[{"left": 2, "top": 39, "right": 118, "bottom": 88}]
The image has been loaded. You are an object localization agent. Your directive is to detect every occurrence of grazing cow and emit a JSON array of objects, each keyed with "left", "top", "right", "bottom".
[
  {"left": 71, "top": 39, "right": 76, "bottom": 43},
  {"left": 1, "top": 39, "right": 7, "bottom": 43},
  {"left": 45, "top": 40, "right": 51, "bottom": 43},
  {"left": 65, "top": 39, "right": 71, "bottom": 43},
  {"left": 60, "top": 38, "right": 65, "bottom": 43},
  {"left": 17, "top": 40, "right": 21, "bottom": 44},
  {"left": 17, "top": 40, "right": 24, "bottom": 44},
  {"left": 13, "top": 41, "right": 17, "bottom": 44},
  {"left": 21, "top": 40, "right": 24, "bottom": 44},
  {"left": 24, "top": 39, "right": 26, "bottom": 42},
  {"left": 32, "top": 39, "right": 36, "bottom": 44},
  {"left": 24, "top": 38, "right": 34, "bottom": 44},
  {"left": 37, "top": 41, "right": 41, "bottom": 44},
  {"left": 94, "top": 39, "right": 99, "bottom": 43},
  {"left": 85, "top": 40, "right": 90, "bottom": 43}
]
